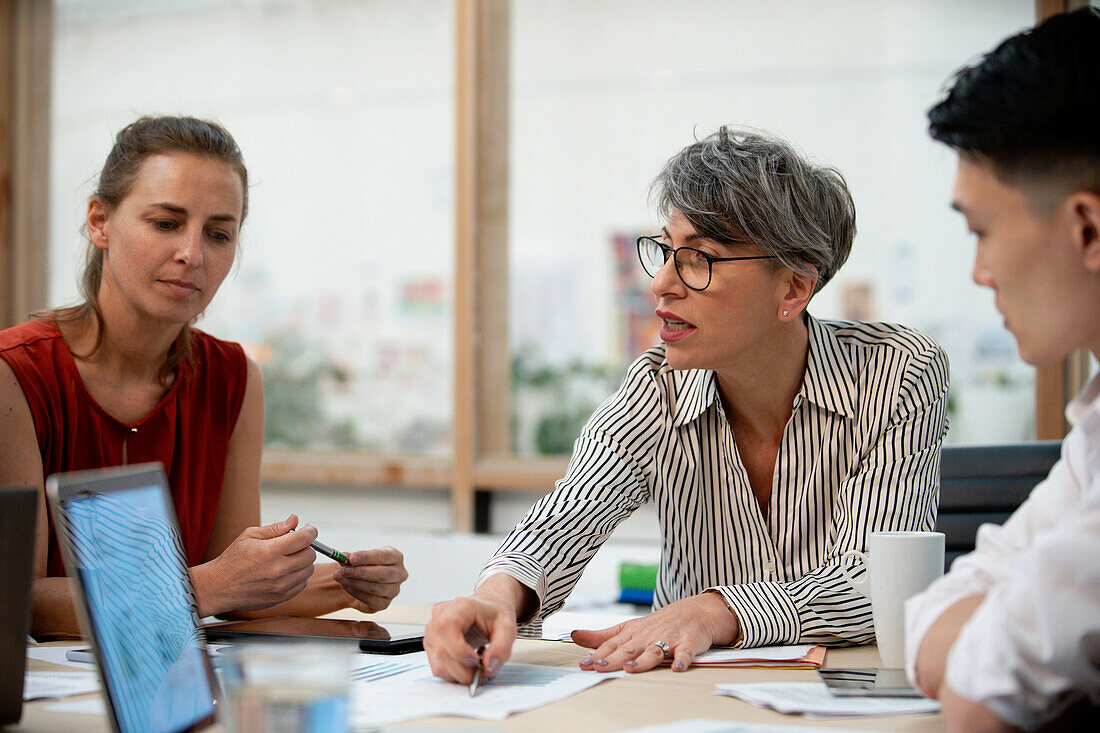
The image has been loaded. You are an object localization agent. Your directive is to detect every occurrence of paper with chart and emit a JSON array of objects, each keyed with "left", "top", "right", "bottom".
[
  {"left": 714, "top": 682, "right": 940, "bottom": 717},
  {"left": 348, "top": 651, "right": 626, "bottom": 727}
]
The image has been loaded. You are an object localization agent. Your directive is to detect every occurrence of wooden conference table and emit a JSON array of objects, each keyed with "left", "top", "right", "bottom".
[{"left": 17, "top": 605, "right": 943, "bottom": 732}]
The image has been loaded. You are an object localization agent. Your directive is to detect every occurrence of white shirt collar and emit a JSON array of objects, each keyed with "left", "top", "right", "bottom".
[{"left": 1065, "top": 370, "right": 1100, "bottom": 428}]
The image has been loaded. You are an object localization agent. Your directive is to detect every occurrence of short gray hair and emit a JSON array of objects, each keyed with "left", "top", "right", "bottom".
[{"left": 652, "top": 127, "right": 855, "bottom": 293}]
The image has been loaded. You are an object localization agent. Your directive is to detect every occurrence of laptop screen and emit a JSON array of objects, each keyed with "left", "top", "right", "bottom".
[{"left": 55, "top": 472, "right": 215, "bottom": 733}]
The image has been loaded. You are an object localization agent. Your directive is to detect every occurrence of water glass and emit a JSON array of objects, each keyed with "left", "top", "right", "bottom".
[{"left": 219, "top": 642, "right": 351, "bottom": 733}]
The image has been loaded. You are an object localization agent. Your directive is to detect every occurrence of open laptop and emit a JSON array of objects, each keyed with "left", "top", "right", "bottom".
[
  {"left": 46, "top": 463, "right": 218, "bottom": 733},
  {"left": 0, "top": 486, "right": 37, "bottom": 726}
]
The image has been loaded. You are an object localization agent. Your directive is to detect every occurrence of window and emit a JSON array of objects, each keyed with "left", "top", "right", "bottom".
[
  {"left": 507, "top": 0, "right": 1036, "bottom": 453},
  {"left": 50, "top": 0, "right": 455, "bottom": 454}
]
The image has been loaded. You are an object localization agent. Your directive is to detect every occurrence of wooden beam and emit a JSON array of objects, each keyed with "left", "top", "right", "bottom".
[
  {"left": 4, "top": 0, "right": 51, "bottom": 327},
  {"left": 474, "top": 0, "right": 511, "bottom": 460},
  {"left": 474, "top": 455, "right": 568, "bottom": 491},
  {"left": 454, "top": 0, "right": 477, "bottom": 531},
  {"left": 258, "top": 449, "right": 564, "bottom": 495},
  {"left": 454, "top": 0, "right": 510, "bottom": 531},
  {"left": 261, "top": 450, "right": 451, "bottom": 488},
  {"left": 0, "top": 0, "right": 14, "bottom": 329}
]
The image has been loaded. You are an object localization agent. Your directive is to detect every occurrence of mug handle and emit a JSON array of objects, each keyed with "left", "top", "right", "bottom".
[{"left": 840, "top": 549, "right": 871, "bottom": 598}]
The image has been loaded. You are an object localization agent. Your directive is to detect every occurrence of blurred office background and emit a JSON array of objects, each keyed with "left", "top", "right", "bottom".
[{"left": 6, "top": 0, "right": 1093, "bottom": 603}]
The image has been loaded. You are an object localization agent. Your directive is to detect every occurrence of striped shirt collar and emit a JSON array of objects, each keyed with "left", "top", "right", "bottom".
[{"left": 664, "top": 314, "right": 858, "bottom": 428}]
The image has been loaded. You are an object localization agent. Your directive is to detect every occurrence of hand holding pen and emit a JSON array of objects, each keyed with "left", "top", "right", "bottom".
[
  {"left": 197, "top": 515, "right": 321, "bottom": 616},
  {"left": 466, "top": 626, "right": 491, "bottom": 697}
]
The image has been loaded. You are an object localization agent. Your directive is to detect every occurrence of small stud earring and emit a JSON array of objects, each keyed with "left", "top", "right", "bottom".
[{"left": 782, "top": 309, "right": 789, "bottom": 317}]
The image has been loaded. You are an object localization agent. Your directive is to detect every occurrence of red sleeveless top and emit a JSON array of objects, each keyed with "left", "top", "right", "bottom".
[{"left": 0, "top": 319, "right": 248, "bottom": 575}]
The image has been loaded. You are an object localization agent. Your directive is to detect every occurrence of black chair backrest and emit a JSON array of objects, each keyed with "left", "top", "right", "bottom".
[{"left": 936, "top": 441, "right": 1061, "bottom": 570}]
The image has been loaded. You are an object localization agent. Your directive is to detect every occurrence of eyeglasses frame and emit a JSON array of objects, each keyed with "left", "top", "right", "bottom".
[{"left": 635, "top": 235, "right": 777, "bottom": 291}]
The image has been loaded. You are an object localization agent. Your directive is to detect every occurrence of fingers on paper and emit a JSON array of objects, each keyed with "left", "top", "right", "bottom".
[
  {"left": 579, "top": 617, "right": 688, "bottom": 673},
  {"left": 669, "top": 645, "right": 695, "bottom": 672}
]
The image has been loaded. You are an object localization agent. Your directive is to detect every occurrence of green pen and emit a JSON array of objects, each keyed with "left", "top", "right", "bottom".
[
  {"left": 292, "top": 527, "right": 349, "bottom": 564},
  {"left": 310, "top": 537, "right": 349, "bottom": 565}
]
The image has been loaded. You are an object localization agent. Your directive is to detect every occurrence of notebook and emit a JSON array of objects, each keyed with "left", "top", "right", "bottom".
[
  {"left": 46, "top": 463, "right": 218, "bottom": 733},
  {"left": 0, "top": 485, "right": 37, "bottom": 725}
]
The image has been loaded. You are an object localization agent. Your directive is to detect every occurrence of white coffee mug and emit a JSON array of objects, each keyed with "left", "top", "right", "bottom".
[{"left": 840, "top": 531, "right": 945, "bottom": 669}]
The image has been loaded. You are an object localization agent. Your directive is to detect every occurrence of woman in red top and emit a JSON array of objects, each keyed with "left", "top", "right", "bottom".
[{"left": 0, "top": 116, "right": 407, "bottom": 638}]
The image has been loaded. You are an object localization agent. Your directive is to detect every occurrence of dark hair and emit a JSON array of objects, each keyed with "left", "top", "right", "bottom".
[
  {"left": 47, "top": 115, "right": 248, "bottom": 384},
  {"left": 652, "top": 126, "right": 856, "bottom": 293},
  {"left": 928, "top": 8, "right": 1100, "bottom": 195}
]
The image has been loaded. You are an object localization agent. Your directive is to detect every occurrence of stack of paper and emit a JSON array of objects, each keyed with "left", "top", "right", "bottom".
[
  {"left": 715, "top": 682, "right": 940, "bottom": 718},
  {"left": 671, "top": 644, "right": 826, "bottom": 669}
]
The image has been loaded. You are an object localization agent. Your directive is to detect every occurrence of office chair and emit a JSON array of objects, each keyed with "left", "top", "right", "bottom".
[{"left": 936, "top": 441, "right": 1062, "bottom": 570}]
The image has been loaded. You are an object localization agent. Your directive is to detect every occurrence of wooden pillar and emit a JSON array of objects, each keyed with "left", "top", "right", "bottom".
[
  {"left": 1036, "top": 0, "right": 1091, "bottom": 21},
  {"left": 0, "top": 0, "right": 51, "bottom": 329},
  {"left": 454, "top": 0, "right": 510, "bottom": 531}
]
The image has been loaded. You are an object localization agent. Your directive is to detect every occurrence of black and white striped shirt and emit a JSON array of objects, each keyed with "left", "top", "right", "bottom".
[{"left": 480, "top": 316, "right": 949, "bottom": 647}]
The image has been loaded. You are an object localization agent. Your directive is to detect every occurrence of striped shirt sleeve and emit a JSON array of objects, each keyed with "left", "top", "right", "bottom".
[{"left": 478, "top": 353, "right": 662, "bottom": 623}]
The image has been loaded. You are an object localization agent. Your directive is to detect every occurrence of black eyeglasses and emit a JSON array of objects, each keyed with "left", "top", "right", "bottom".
[{"left": 636, "top": 236, "right": 776, "bottom": 291}]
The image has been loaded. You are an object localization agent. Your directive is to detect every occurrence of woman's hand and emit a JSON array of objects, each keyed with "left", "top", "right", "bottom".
[
  {"left": 193, "top": 515, "right": 318, "bottom": 616},
  {"left": 334, "top": 546, "right": 409, "bottom": 613},
  {"left": 571, "top": 592, "right": 740, "bottom": 673},
  {"left": 424, "top": 575, "right": 532, "bottom": 684}
]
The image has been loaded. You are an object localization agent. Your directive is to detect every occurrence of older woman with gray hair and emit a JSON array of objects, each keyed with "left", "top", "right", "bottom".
[{"left": 425, "top": 127, "right": 949, "bottom": 682}]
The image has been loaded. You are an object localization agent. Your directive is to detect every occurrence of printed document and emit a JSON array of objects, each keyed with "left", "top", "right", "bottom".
[{"left": 349, "top": 651, "right": 625, "bottom": 727}]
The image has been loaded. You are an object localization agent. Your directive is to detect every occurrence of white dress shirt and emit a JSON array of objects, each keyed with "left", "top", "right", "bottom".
[
  {"left": 905, "top": 372, "right": 1100, "bottom": 730},
  {"left": 480, "top": 316, "right": 949, "bottom": 647}
]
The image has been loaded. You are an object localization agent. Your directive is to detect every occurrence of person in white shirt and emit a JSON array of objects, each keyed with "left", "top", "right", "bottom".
[
  {"left": 424, "top": 127, "right": 949, "bottom": 684},
  {"left": 905, "top": 8, "right": 1100, "bottom": 732}
]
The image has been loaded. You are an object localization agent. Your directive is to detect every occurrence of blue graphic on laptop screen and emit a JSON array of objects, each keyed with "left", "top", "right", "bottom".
[{"left": 61, "top": 486, "right": 213, "bottom": 733}]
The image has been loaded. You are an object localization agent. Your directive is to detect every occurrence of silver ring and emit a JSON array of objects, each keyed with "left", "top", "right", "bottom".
[{"left": 653, "top": 640, "right": 671, "bottom": 656}]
